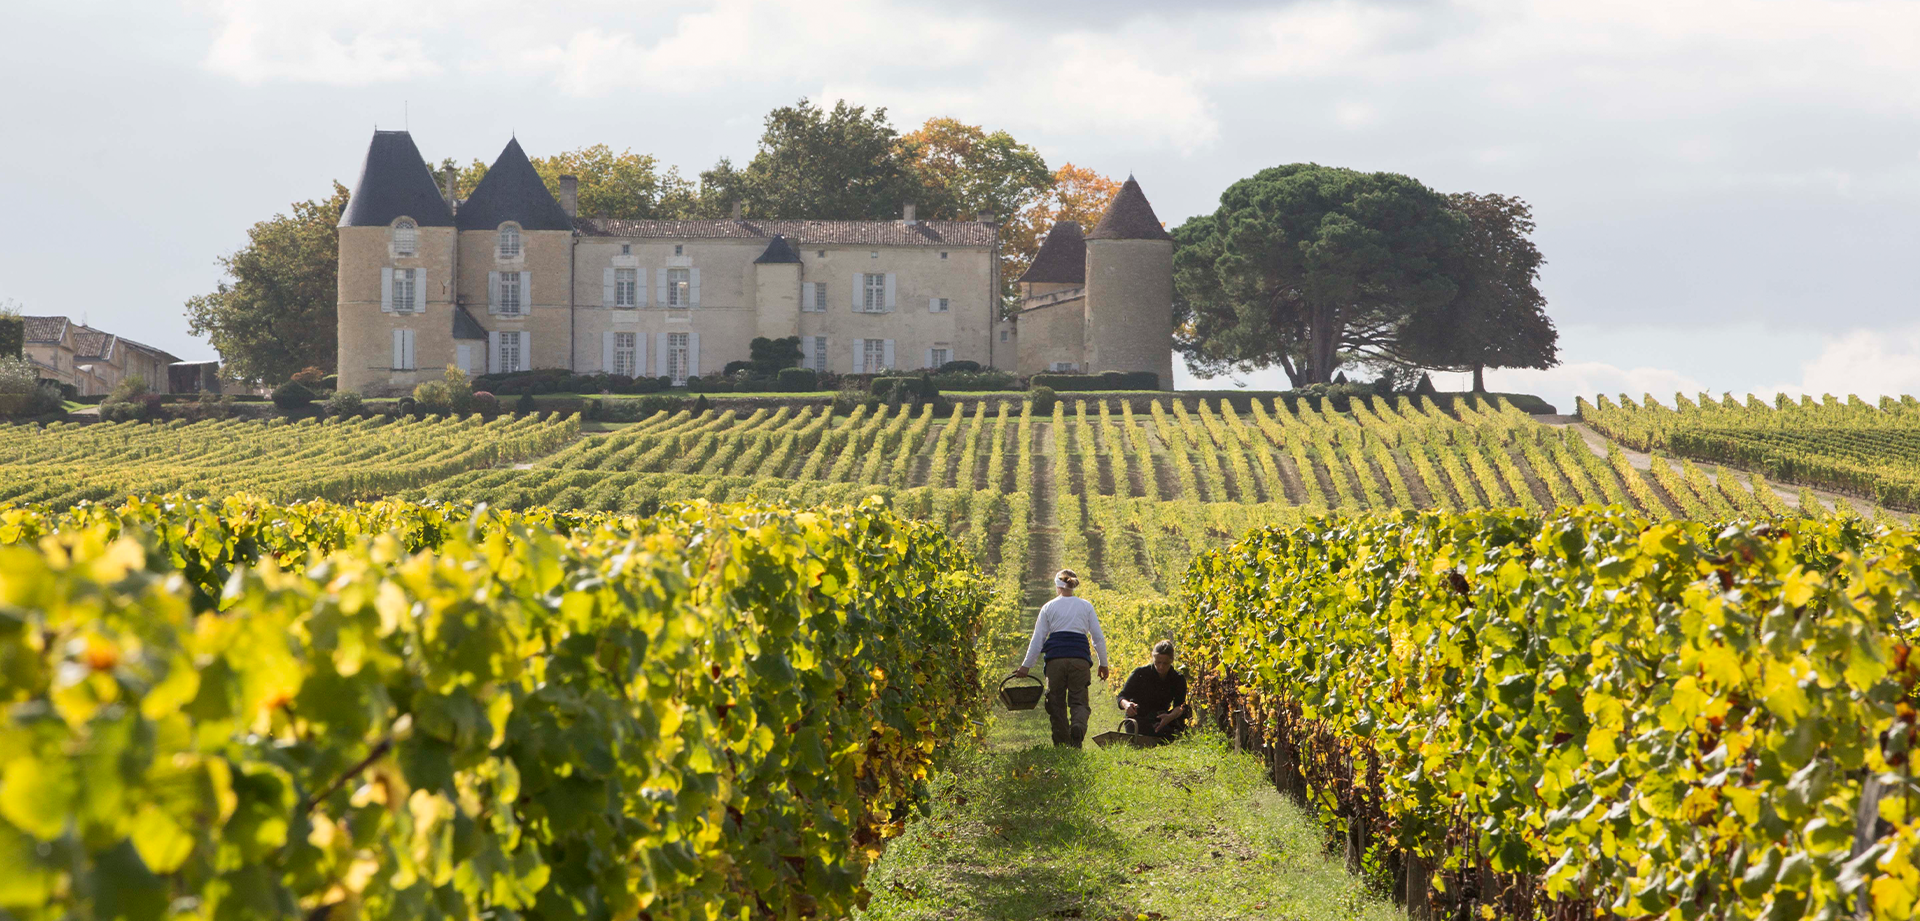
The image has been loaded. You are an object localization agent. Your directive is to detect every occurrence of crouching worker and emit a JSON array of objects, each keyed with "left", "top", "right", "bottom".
[
  {"left": 1118, "top": 640, "right": 1189, "bottom": 739},
  {"left": 1014, "top": 569, "right": 1110, "bottom": 748}
]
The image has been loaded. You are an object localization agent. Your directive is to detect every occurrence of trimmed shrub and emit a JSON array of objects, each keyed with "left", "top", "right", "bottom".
[
  {"left": 936, "top": 360, "right": 981, "bottom": 374},
  {"left": 776, "top": 367, "right": 819, "bottom": 392},
  {"left": 271, "top": 380, "right": 316, "bottom": 410},
  {"left": 413, "top": 380, "right": 452, "bottom": 412},
  {"left": 1028, "top": 385, "right": 1056, "bottom": 415},
  {"left": 470, "top": 391, "right": 499, "bottom": 414},
  {"left": 325, "top": 390, "right": 365, "bottom": 417},
  {"left": 0, "top": 316, "right": 22, "bottom": 360},
  {"left": 515, "top": 392, "right": 538, "bottom": 414}
]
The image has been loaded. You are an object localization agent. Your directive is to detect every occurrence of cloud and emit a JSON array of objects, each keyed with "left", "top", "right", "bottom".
[
  {"left": 197, "top": 0, "right": 447, "bottom": 84},
  {"left": 1756, "top": 326, "right": 1920, "bottom": 402}
]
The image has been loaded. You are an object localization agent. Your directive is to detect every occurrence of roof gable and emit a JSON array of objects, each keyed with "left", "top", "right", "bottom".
[
  {"left": 1086, "top": 177, "right": 1173, "bottom": 241},
  {"left": 341, "top": 131, "right": 454, "bottom": 228},
  {"left": 23, "top": 316, "right": 68, "bottom": 343},
  {"left": 456, "top": 138, "right": 574, "bottom": 232},
  {"left": 1017, "top": 220, "right": 1086, "bottom": 284}
]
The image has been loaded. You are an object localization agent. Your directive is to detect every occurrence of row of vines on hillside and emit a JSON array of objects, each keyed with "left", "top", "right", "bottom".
[{"left": 0, "top": 495, "right": 986, "bottom": 921}]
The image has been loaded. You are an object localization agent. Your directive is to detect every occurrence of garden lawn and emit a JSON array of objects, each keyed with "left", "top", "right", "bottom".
[{"left": 859, "top": 706, "right": 1399, "bottom": 921}]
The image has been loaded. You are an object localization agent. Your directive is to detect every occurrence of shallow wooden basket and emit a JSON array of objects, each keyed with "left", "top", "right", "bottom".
[
  {"left": 998, "top": 674, "right": 1044, "bottom": 711},
  {"left": 1092, "top": 719, "right": 1169, "bottom": 749}
]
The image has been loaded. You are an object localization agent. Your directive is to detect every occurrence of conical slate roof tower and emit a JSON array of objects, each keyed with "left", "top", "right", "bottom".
[
  {"left": 456, "top": 138, "right": 573, "bottom": 231},
  {"left": 1082, "top": 176, "right": 1175, "bottom": 389},
  {"left": 1018, "top": 220, "right": 1086, "bottom": 285},
  {"left": 1086, "top": 177, "right": 1173, "bottom": 241},
  {"left": 340, "top": 130, "right": 453, "bottom": 228}
]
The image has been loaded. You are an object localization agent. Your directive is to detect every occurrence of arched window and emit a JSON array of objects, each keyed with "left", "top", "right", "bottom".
[
  {"left": 392, "top": 218, "right": 417, "bottom": 256},
  {"left": 498, "top": 224, "right": 522, "bottom": 259}
]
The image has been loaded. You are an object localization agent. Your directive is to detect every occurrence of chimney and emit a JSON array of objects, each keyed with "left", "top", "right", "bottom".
[
  {"left": 442, "top": 166, "right": 457, "bottom": 207},
  {"left": 902, "top": 202, "right": 917, "bottom": 225},
  {"left": 730, "top": 200, "right": 743, "bottom": 220},
  {"left": 558, "top": 175, "right": 578, "bottom": 218}
]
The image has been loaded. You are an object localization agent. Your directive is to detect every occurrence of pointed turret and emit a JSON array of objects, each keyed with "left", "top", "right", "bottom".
[
  {"left": 456, "top": 138, "right": 573, "bottom": 231},
  {"left": 340, "top": 130, "right": 453, "bottom": 227},
  {"left": 754, "top": 234, "right": 802, "bottom": 264},
  {"left": 1085, "top": 177, "right": 1172, "bottom": 241},
  {"left": 1017, "top": 221, "right": 1086, "bottom": 285}
]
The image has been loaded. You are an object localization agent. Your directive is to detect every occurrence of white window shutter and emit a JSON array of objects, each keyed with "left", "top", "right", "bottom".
[
  {"left": 688, "top": 332, "right": 701, "bottom": 377},
  {"left": 488, "top": 271, "right": 500, "bottom": 314},
  {"left": 381, "top": 267, "right": 394, "bottom": 313},
  {"left": 800, "top": 336, "right": 813, "bottom": 366},
  {"left": 852, "top": 273, "right": 863, "bottom": 311},
  {"left": 926, "top": 348, "right": 935, "bottom": 369},
  {"left": 488, "top": 331, "right": 501, "bottom": 373},
  {"left": 602, "top": 331, "right": 615, "bottom": 373},
  {"left": 689, "top": 267, "right": 701, "bottom": 308},
  {"left": 636, "top": 332, "right": 648, "bottom": 376},
  {"left": 655, "top": 335, "right": 669, "bottom": 379},
  {"left": 800, "top": 282, "right": 814, "bottom": 312},
  {"left": 457, "top": 344, "right": 472, "bottom": 375},
  {"left": 655, "top": 270, "right": 668, "bottom": 308},
  {"left": 519, "top": 272, "right": 532, "bottom": 310},
  {"left": 851, "top": 341, "right": 864, "bottom": 374},
  {"left": 392, "top": 329, "right": 405, "bottom": 369},
  {"left": 519, "top": 332, "right": 531, "bottom": 371},
  {"left": 928, "top": 296, "right": 939, "bottom": 314},
  {"left": 884, "top": 274, "right": 896, "bottom": 311},
  {"left": 636, "top": 268, "right": 648, "bottom": 307},
  {"left": 883, "top": 339, "right": 895, "bottom": 370},
  {"left": 602, "top": 268, "right": 616, "bottom": 307},
  {"left": 403, "top": 329, "right": 416, "bottom": 370}
]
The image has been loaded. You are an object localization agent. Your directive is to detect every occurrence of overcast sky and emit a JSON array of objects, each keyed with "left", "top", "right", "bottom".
[{"left": 3, "top": 0, "right": 1916, "bottom": 411}]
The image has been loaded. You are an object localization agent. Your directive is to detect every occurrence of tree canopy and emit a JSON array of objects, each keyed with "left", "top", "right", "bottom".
[
  {"left": 185, "top": 183, "right": 348, "bottom": 384},
  {"left": 1003, "top": 164, "right": 1123, "bottom": 287},
  {"left": 697, "top": 99, "right": 928, "bottom": 221},
  {"left": 445, "top": 144, "right": 698, "bottom": 220},
  {"left": 1173, "top": 164, "right": 1555, "bottom": 386}
]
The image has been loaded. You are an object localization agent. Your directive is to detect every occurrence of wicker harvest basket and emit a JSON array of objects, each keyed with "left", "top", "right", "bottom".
[{"left": 997, "top": 674, "right": 1044, "bottom": 711}]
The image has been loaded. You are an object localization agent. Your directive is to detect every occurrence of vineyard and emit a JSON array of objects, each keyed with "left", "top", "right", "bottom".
[
  {"left": 1178, "top": 507, "right": 1920, "bottom": 921},
  {"left": 1582, "top": 392, "right": 1920, "bottom": 511},
  {"left": 0, "top": 495, "right": 984, "bottom": 920}
]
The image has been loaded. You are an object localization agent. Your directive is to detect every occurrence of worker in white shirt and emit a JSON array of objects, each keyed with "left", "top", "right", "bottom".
[{"left": 1014, "top": 569, "right": 1111, "bottom": 747}]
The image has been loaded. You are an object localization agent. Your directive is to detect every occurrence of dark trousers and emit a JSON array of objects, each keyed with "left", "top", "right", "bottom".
[{"left": 1044, "top": 657, "right": 1092, "bottom": 747}]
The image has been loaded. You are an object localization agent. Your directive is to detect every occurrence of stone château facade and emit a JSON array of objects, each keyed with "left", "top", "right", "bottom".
[{"left": 335, "top": 130, "right": 1175, "bottom": 394}]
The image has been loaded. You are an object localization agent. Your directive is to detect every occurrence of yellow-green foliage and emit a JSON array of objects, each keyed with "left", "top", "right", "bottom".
[
  {"left": 0, "top": 494, "right": 986, "bottom": 921},
  {"left": 1178, "top": 507, "right": 1920, "bottom": 920}
]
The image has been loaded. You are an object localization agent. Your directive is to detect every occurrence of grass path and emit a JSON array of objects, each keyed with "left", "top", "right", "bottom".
[{"left": 858, "top": 704, "right": 1399, "bottom": 921}]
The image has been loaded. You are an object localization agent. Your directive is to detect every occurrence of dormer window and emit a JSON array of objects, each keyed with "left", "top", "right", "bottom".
[
  {"left": 393, "top": 219, "right": 417, "bottom": 256},
  {"left": 498, "top": 224, "right": 522, "bottom": 259}
]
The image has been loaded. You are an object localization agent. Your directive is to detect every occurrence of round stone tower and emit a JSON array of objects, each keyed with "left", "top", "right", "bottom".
[{"left": 1082, "top": 177, "right": 1174, "bottom": 390}]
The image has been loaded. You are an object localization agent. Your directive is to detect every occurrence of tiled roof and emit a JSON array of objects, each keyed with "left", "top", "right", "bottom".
[
  {"left": 1018, "top": 221, "right": 1086, "bottom": 284},
  {"left": 576, "top": 217, "right": 997, "bottom": 247},
  {"left": 340, "top": 131, "right": 454, "bottom": 228},
  {"left": 111, "top": 334, "right": 182, "bottom": 364},
  {"left": 70, "top": 326, "right": 113, "bottom": 360},
  {"left": 1087, "top": 177, "right": 1173, "bottom": 242},
  {"left": 457, "top": 138, "right": 574, "bottom": 232},
  {"left": 22, "top": 315, "right": 67, "bottom": 343}
]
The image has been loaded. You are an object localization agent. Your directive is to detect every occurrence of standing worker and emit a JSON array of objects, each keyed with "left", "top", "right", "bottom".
[{"left": 1014, "top": 569, "right": 1110, "bottom": 748}]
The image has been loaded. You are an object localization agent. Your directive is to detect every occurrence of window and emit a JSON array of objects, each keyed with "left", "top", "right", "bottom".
[
  {"left": 498, "top": 272, "right": 522, "bottom": 315},
  {"left": 940, "top": 251, "right": 948, "bottom": 260},
  {"left": 862, "top": 338, "right": 887, "bottom": 372},
  {"left": 804, "top": 281, "right": 827, "bottom": 312},
  {"left": 816, "top": 250, "right": 826, "bottom": 258},
  {"left": 667, "top": 268, "right": 691, "bottom": 307},
  {"left": 929, "top": 347, "right": 950, "bottom": 368},
  {"left": 613, "top": 332, "right": 638, "bottom": 376},
  {"left": 673, "top": 244, "right": 684, "bottom": 256},
  {"left": 615, "top": 268, "right": 638, "bottom": 308},
  {"left": 667, "top": 332, "right": 690, "bottom": 384},
  {"left": 1000, "top": 329, "right": 1010, "bottom": 342},
  {"left": 862, "top": 273, "right": 887, "bottom": 313},
  {"left": 394, "top": 268, "right": 418, "bottom": 312},
  {"left": 498, "top": 332, "right": 524, "bottom": 373},
  {"left": 620, "top": 243, "right": 631, "bottom": 255},
  {"left": 1049, "top": 361, "right": 1078, "bottom": 372},
  {"left": 812, "top": 336, "right": 828, "bottom": 373},
  {"left": 930, "top": 297, "right": 949, "bottom": 313},
  {"left": 498, "top": 225, "right": 521, "bottom": 258},
  {"left": 870, "top": 251, "right": 879, "bottom": 259},
  {"left": 393, "top": 219, "right": 417, "bottom": 256}
]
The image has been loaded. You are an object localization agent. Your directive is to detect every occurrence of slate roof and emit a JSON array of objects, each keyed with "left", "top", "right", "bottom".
[
  {"left": 340, "top": 131, "right": 454, "bottom": 228},
  {"left": 577, "top": 217, "right": 997, "bottom": 247},
  {"left": 1086, "top": 177, "right": 1173, "bottom": 241},
  {"left": 456, "top": 138, "right": 574, "bottom": 232},
  {"left": 22, "top": 316, "right": 67, "bottom": 343},
  {"left": 1018, "top": 220, "right": 1086, "bottom": 284},
  {"left": 754, "top": 234, "right": 803, "bottom": 264},
  {"left": 452, "top": 305, "right": 489, "bottom": 341}
]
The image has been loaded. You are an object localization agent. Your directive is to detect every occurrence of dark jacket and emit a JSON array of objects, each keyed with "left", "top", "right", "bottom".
[{"left": 1118, "top": 665, "right": 1188, "bottom": 736}]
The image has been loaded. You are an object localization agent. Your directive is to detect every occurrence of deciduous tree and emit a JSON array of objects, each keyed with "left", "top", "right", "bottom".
[
  {"left": 185, "top": 183, "right": 348, "bottom": 384},
  {"left": 442, "top": 144, "right": 698, "bottom": 219},
  {"left": 1003, "top": 164, "right": 1122, "bottom": 287},
  {"left": 698, "top": 99, "right": 928, "bottom": 219},
  {"left": 1173, "top": 164, "right": 1465, "bottom": 386}
]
